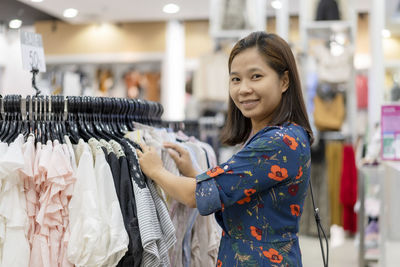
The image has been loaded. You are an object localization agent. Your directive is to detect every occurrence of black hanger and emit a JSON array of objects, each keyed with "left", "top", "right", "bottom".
[
  {"left": 8, "top": 95, "right": 24, "bottom": 143},
  {"left": 65, "top": 96, "right": 80, "bottom": 144},
  {"left": 75, "top": 97, "right": 91, "bottom": 142},
  {"left": 59, "top": 96, "right": 67, "bottom": 143},
  {"left": 21, "top": 96, "right": 30, "bottom": 139},
  {"left": 0, "top": 96, "right": 9, "bottom": 141},
  {"left": 3, "top": 95, "right": 17, "bottom": 143}
]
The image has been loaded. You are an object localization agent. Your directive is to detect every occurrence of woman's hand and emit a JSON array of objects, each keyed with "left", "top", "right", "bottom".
[
  {"left": 164, "top": 142, "right": 198, "bottom": 178},
  {"left": 136, "top": 143, "right": 165, "bottom": 181}
]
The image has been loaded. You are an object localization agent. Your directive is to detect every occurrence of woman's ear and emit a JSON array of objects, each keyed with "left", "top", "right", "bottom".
[{"left": 281, "top": 71, "right": 289, "bottom": 93}]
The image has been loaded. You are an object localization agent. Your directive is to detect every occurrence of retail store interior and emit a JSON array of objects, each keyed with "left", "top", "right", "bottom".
[{"left": 1, "top": 0, "right": 400, "bottom": 266}]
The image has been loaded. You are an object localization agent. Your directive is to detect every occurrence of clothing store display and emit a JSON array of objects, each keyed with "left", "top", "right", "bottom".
[
  {"left": 316, "top": 0, "right": 340, "bottom": 20},
  {"left": 125, "top": 123, "right": 221, "bottom": 267},
  {"left": 195, "top": 123, "right": 311, "bottom": 266},
  {"left": 340, "top": 145, "right": 357, "bottom": 233},
  {"left": 0, "top": 95, "right": 220, "bottom": 267},
  {"left": 313, "top": 44, "right": 352, "bottom": 83},
  {"left": 325, "top": 141, "right": 344, "bottom": 226}
]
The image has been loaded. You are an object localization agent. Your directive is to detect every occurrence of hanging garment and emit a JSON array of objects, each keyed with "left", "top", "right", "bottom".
[
  {"left": 119, "top": 139, "right": 171, "bottom": 267},
  {"left": 356, "top": 75, "right": 368, "bottom": 109},
  {"left": 325, "top": 141, "right": 344, "bottom": 226},
  {"left": 125, "top": 129, "right": 176, "bottom": 266},
  {"left": 340, "top": 145, "right": 357, "bottom": 233},
  {"left": 316, "top": 0, "right": 340, "bottom": 20},
  {"left": 67, "top": 140, "right": 129, "bottom": 267},
  {"left": 110, "top": 140, "right": 142, "bottom": 267},
  {"left": 88, "top": 139, "right": 129, "bottom": 266},
  {"left": 0, "top": 135, "right": 30, "bottom": 267}
]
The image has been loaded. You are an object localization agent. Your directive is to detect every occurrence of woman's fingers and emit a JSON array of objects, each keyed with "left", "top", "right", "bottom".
[
  {"left": 164, "top": 142, "right": 187, "bottom": 155},
  {"left": 139, "top": 142, "right": 149, "bottom": 152},
  {"left": 167, "top": 148, "right": 180, "bottom": 162}
]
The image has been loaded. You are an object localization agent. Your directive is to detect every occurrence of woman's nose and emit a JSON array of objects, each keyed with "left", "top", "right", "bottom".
[{"left": 239, "top": 81, "right": 253, "bottom": 94}]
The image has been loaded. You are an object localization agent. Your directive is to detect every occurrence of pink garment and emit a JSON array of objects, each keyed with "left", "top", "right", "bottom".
[
  {"left": 22, "top": 136, "right": 39, "bottom": 247},
  {"left": 30, "top": 141, "right": 76, "bottom": 267}
]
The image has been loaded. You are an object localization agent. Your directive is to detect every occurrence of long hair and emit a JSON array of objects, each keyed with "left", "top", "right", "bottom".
[{"left": 220, "top": 31, "right": 313, "bottom": 145}]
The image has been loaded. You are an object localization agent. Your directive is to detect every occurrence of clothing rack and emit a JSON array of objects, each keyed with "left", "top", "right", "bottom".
[{"left": 0, "top": 95, "right": 163, "bottom": 144}]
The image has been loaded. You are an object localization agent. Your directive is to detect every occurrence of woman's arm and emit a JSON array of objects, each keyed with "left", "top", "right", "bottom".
[
  {"left": 150, "top": 168, "right": 197, "bottom": 208},
  {"left": 136, "top": 143, "right": 197, "bottom": 208}
]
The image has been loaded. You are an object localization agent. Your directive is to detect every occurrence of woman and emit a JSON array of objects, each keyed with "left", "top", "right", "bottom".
[{"left": 137, "top": 31, "right": 313, "bottom": 266}]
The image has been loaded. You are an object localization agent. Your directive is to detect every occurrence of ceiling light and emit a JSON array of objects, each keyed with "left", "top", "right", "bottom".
[
  {"left": 271, "top": 0, "right": 282, "bottom": 9},
  {"left": 163, "top": 3, "right": 180, "bottom": 14},
  {"left": 31, "top": 0, "right": 44, "bottom": 2},
  {"left": 382, "top": 29, "right": 391, "bottom": 38},
  {"left": 9, "top": 19, "right": 22, "bottom": 29},
  {"left": 63, "top": 8, "right": 78, "bottom": 18}
]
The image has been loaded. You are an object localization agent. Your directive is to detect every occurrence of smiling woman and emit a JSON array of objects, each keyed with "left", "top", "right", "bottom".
[{"left": 137, "top": 31, "right": 314, "bottom": 267}]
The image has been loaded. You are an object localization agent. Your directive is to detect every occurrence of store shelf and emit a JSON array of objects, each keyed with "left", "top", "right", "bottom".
[
  {"left": 305, "top": 20, "right": 352, "bottom": 30},
  {"left": 305, "top": 20, "right": 352, "bottom": 39}
]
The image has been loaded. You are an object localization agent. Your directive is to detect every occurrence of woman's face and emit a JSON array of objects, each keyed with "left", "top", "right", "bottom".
[{"left": 229, "top": 47, "right": 288, "bottom": 131}]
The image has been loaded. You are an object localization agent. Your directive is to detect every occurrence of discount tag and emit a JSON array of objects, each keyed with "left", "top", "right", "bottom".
[{"left": 20, "top": 31, "right": 46, "bottom": 72}]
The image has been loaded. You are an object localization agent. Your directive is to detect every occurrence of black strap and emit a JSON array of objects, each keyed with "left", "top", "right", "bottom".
[{"left": 309, "top": 179, "right": 329, "bottom": 267}]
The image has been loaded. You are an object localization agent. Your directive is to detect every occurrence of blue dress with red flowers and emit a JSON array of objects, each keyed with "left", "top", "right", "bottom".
[{"left": 195, "top": 123, "right": 311, "bottom": 267}]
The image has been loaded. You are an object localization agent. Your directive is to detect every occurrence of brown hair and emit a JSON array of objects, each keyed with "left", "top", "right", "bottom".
[{"left": 220, "top": 31, "right": 314, "bottom": 145}]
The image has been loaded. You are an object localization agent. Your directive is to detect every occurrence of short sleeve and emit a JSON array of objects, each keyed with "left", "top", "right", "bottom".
[{"left": 195, "top": 126, "right": 309, "bottom": 216}]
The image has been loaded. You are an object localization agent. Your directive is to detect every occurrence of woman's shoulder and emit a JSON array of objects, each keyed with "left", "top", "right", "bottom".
[{"left": 248, "top": 122, "right": 310, "bottom": 149}]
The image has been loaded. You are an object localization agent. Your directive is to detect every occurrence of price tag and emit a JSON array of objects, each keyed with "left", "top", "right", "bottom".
[{"left": 20, "top": 31, "right": 46, "bottom": 72}]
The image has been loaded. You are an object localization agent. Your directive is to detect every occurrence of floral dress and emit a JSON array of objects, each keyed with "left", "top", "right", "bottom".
[{"left": 195, "top": 123, "right": 311, "bottom": 267}]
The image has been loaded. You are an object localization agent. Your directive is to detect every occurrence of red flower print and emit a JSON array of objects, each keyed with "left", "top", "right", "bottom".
[
  {"left": 268, "top": 165, "right": 288, "bottom": 181},
  {"left": 217, "top": 259, "right": 222, "bottom": 267},
  {"left": 244, "top": 188, "right": 256, "bottom": 197},
  {"left": 288, "top": 184, "right": 299, "bottom": 196},
  {"left": 206, "top": 166, "right": 224, "bottom": 177},
  {"left": 237, "top": 196, "right": 251, "bottom": 205},
  {"left": 222, "top": 230, "right": 225, "bottom": 236},
  {"left": 221, "top": 203, "right": 225, "bottom": 212},
  {"left": 237, "top": 225, "right": 243, "bottom": 231},
  {"left": 262, "top": 248, "right": 283, "bottom": 263},
  {"left": 250, "top": 226, "right": 262, "bottom": 241},
  {"left": 296, "top": 166, "right": 303, "bottom": 179},
  {"left": 283, "top": 134, "right": 298, "bottom": 150},
  {"left": 227, "top": 170, "right": 234, "bottom": 174},
  {"left": 262, "top": 155, "right": 270, "bottom": 160},
  {"left": 257, "top": 203, "right": 264, "bottom": 208},
  {"left": 290, "top": 204, "right": 301, "bottom": 216}
]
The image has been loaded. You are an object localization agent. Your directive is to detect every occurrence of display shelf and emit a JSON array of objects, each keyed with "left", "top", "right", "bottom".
[{"left": 357, "top": 164, "right": 384, "bottom": 267}]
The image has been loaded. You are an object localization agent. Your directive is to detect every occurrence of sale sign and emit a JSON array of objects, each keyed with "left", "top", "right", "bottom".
[
  {"left": 381, "top": 105, "right": 400, "bottom": 161},
  {"left": 20, "top": 31, "right": 46, "bottom": 72}
]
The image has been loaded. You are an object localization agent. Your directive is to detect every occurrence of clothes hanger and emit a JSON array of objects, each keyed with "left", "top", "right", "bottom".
[
  {"left": 111, "top": 98, "right": 125, "bottom": 138},
  {"left": 9, "top": 95, "right": 24, "bottom": 143},
  {"left": 59, "top": 96, "right": 67, "bottom": 143},
  {"left": 4, "top": 95, "right": 18, "bottom": 143},
  {"left": 0, "top": 96, "right": 9, "bottom": 141},
  {"left": 75, "top": 96, "right": 91, "bottom": 142},
  {"left": 65, "top": 96, "right": 80, "bottom": 144}
]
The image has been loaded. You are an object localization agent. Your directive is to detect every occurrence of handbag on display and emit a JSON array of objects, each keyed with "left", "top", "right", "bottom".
[{"left": 314, "top": 92, "right": 345, "bottom": 131}]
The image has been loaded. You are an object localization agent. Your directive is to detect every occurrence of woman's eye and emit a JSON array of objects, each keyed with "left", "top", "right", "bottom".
[
  {"left": 252, "top": 74, "right": 262, "bottom": 79},
  {"left": 231, "top": 77, "right": 240, "bottom": 82}
]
